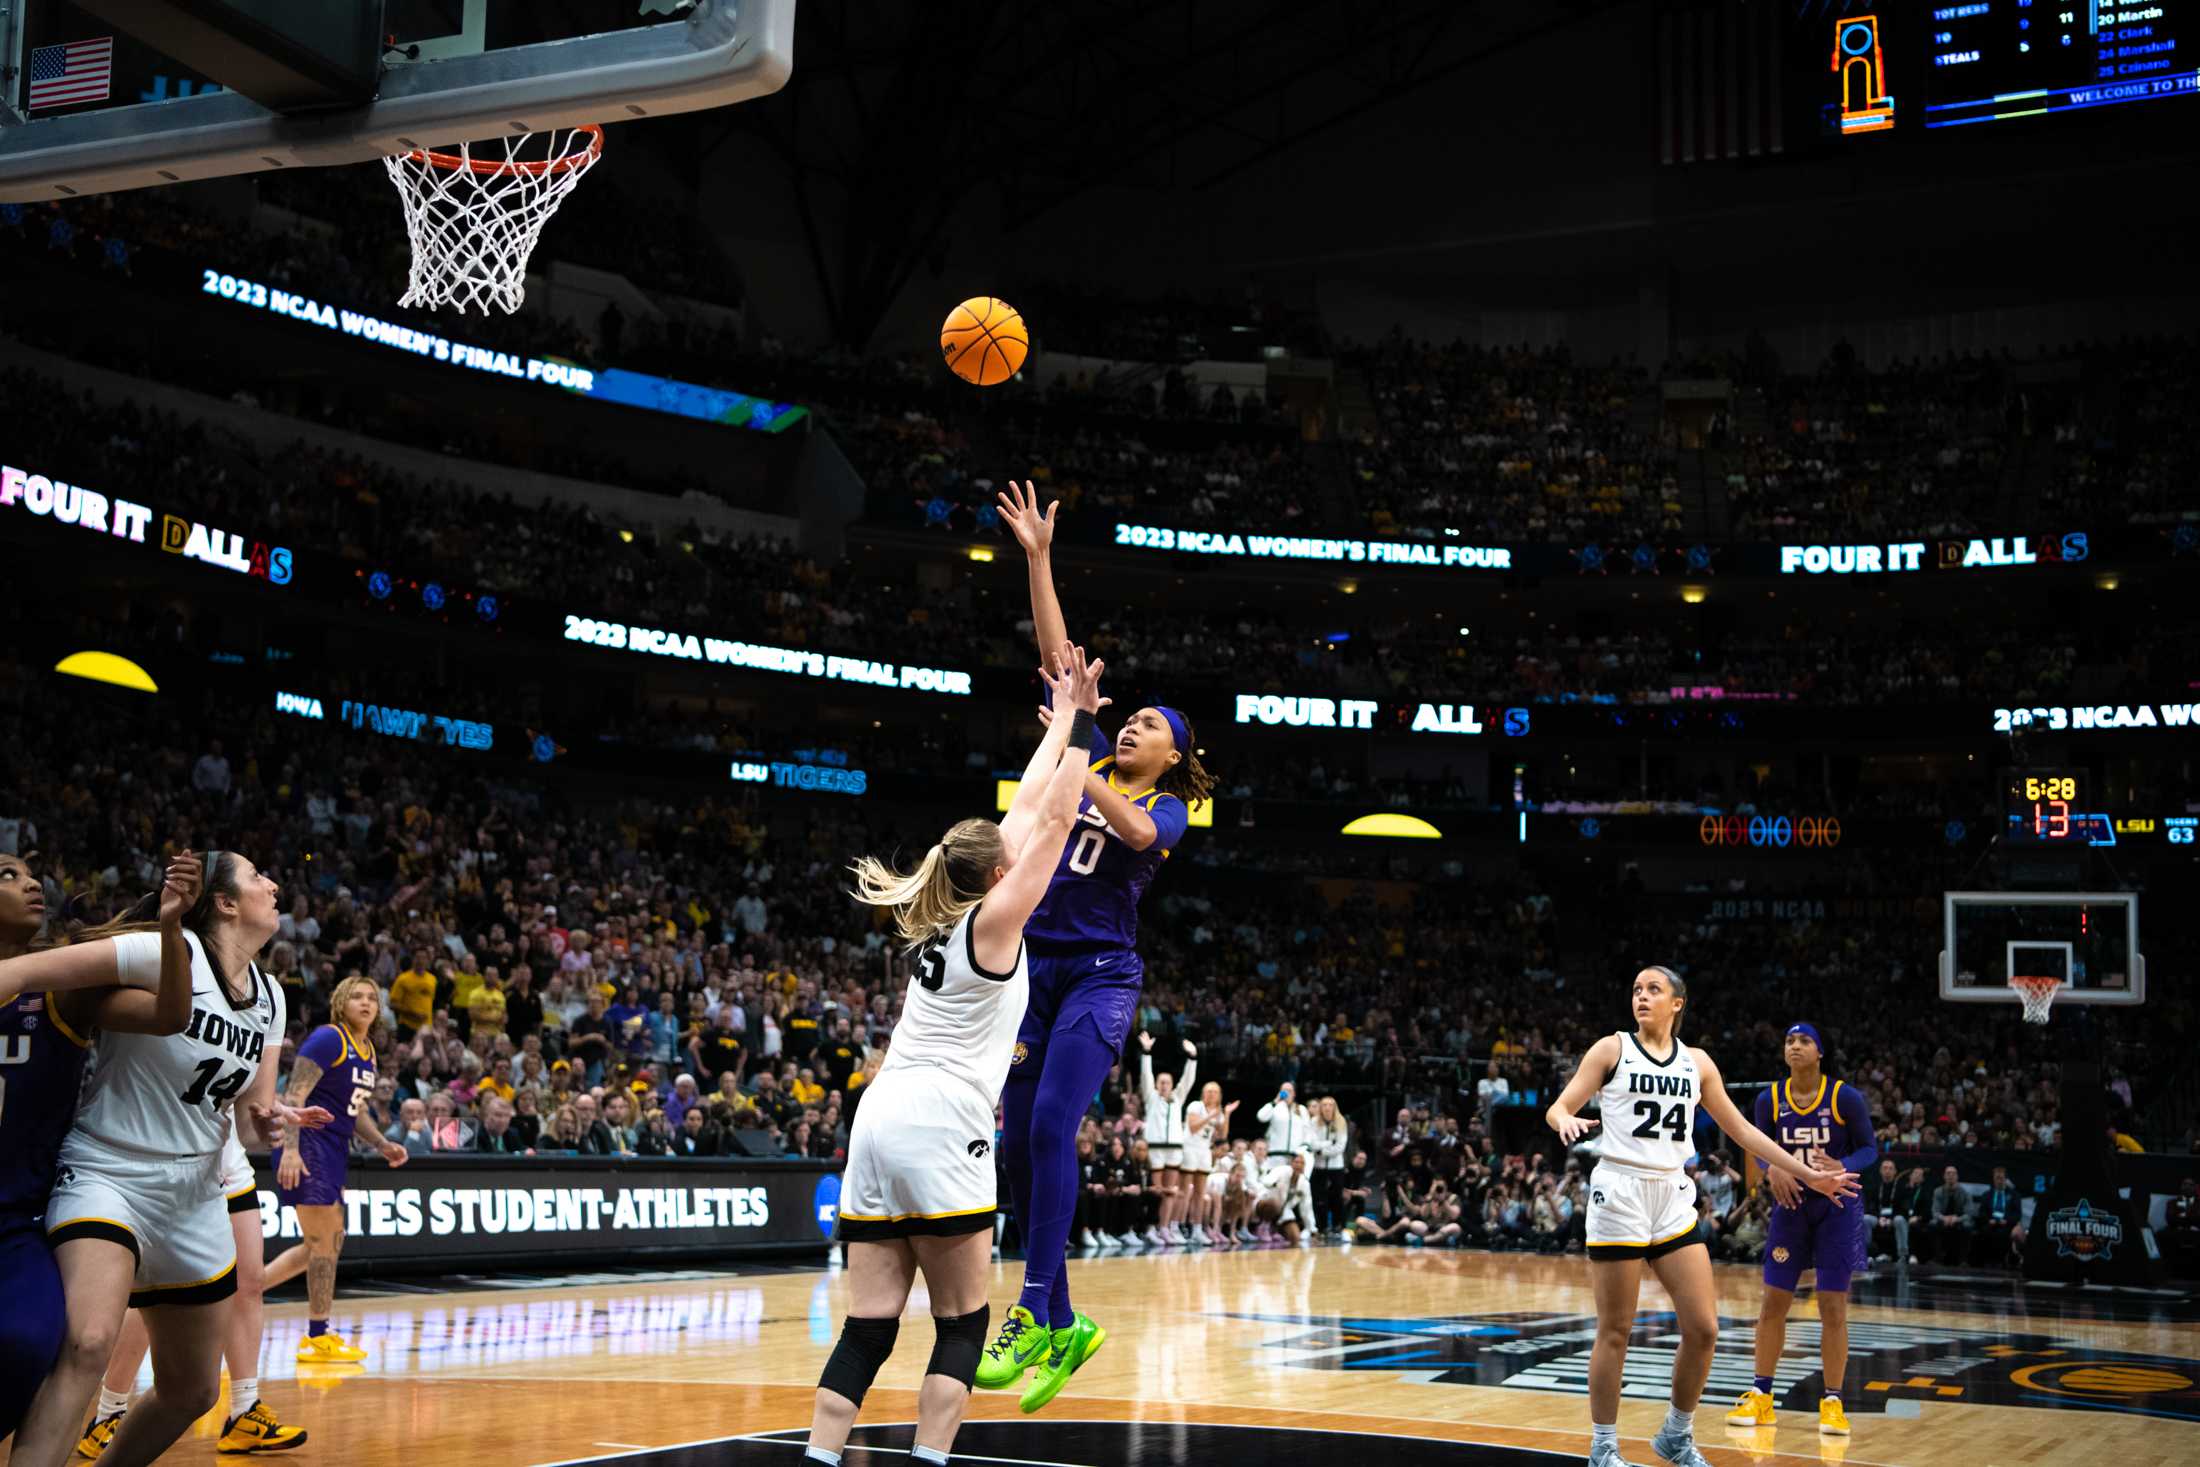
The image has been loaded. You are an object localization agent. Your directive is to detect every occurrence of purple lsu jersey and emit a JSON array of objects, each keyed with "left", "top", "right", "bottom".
[
  {"left": 1023, "top": 717, "right": 1188, "bottom": 951},
  {"left": 297, "top": 1023, "right": 377, "bottom": 1138},
  {"left": 1755, "top": 1076, "right": 1876, "bottom": 1292},
  {"left": 0, "top": 994, "right": 90, "bottom": 1216}
]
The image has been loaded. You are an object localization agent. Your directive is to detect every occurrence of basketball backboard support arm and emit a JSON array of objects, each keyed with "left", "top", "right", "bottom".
[{"left": 0, "top": 0, "right": 794, "bottom": 201}]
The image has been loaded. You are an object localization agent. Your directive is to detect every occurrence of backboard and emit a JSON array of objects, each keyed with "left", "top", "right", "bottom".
[
  {"left": 1939, "top": 891, "right": 2144, "bottom": 1006},
  {"left": 0, "top": 0, "right": 793, "bottom": 202}
]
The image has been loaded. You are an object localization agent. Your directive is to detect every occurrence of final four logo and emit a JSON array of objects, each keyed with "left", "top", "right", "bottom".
[{"left": 2044, "top": 1199, "right": 2124, "bottom": 1262}]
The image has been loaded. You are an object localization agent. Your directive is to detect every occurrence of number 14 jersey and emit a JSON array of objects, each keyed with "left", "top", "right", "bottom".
[
  {"left": 77, "top": 929, "right": 280, "bottom": 1159},
  {"left": 1597, "top": 1030, "right": 1701, "bottom": 1172}
]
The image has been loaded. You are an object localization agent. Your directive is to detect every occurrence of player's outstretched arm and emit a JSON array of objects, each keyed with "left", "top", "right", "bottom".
[
  {"left": 1001, "top": 654, "right": 1100, "bottom": 854},
  {"left": 1695, "top": 1047, "right": 1860, "bottom": 1201},
  {"left": 11, "top": 854, "right": 203, "bottom": 1038},
  {"left": 1545, "top": 1034, "right": 1620, "bottom": 1145},
  {"left": 997, "top": 480, "right": 1071, "bottom": 676},
  {"left": 972, "top": 644, "right": 1105, "bottom": 971}
]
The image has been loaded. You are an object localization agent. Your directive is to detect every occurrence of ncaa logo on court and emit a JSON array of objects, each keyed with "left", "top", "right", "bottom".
[{"left": 812, "top": 1174, "right": 841, "bottom": 1238}]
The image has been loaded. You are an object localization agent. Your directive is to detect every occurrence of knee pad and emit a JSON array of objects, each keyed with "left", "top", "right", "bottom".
[
  {"left": 817, "top": 1315, "right": 899, "bottom": 1407},
  {"left": 926, "top": 1306, "right": 989, "bottom": 1390}
]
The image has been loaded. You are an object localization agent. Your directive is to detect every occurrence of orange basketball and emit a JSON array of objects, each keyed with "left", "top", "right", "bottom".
[{"left": 941, "top": 296, "right": 1028, "bottom": 387}]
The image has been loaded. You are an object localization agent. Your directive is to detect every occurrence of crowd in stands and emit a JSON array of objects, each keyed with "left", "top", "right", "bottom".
[
  {"left": 15, "top": 345, "right": 2184, "bottom": 727},
  {"left": 1347, "top": 337, "right": 1681, "bottom": 544},
  {"left": 11, "top": 188, "right": 2200, "bottom": 558},
  {"left": 4, "top": 622, "right": 2190, "bottom": 1274}
]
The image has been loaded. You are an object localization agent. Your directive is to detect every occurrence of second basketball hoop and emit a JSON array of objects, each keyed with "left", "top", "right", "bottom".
[{"left": 383, "top": 125, "right": 606, "bottom": 315}]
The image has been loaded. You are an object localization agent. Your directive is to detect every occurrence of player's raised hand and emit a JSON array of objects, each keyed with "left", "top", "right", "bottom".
[
  {"left": 1552, "top": 1112, "right": 1601, "bottom": 1146},
  {"left": 1182, "top": 1041, "right": 1197, "bottom": 1059},
  {"left": 1058, "top": 642, "right": 1106, "bottom": 713},
  {"left": 1138, "top": 1030, "right": 1154, "bottom": 1053},
  {"left": 996, "top": 480, "right": 1058, "bottom": 557},
  {"left": 159, "top": 851, "right": 203, "bottom": 928}
]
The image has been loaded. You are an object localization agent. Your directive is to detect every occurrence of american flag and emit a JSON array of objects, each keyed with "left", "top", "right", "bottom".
[{"left": 27, "top": 37, "right": 114, "bottom": 111}]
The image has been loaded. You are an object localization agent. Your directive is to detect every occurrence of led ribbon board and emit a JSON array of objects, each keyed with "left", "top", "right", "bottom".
[
  {"left": 563, "top": 614, "right": 972, "bottom": 696},
  {"left": 200, "top": 268, "right": 806, "bottom": 433}
]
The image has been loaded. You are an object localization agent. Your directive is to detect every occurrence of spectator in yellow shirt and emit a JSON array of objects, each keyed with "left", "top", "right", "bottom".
[
  {"left": 469, "top": 970, "right": 508, "bottom": 1044},
  {"left": 390, "top": 951, "right": 438, "bottom": 1038},
  {"left": 789, "top": 1067, "right": 825, "bottom": 1107}
]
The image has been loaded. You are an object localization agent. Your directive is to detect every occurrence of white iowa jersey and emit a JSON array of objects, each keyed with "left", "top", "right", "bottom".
[
  {"left": 1596, "top": 1030, "right": 1702, "bottom": 1173},
  {"left": 878, "top": 904, "right": 1027, "bottom": 1107},
  {"left": 78, "top": 929, "right": 279, "bottom": 1158}
]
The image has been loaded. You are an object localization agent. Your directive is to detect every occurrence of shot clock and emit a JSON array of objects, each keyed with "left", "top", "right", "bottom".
[{"left": 2006, "top": 768, "right": 2085, "bottom": 844}]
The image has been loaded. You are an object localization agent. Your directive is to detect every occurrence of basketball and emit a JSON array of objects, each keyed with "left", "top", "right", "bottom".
[{"left": 941, "top": 295, "right": 1028, "bottom": 386}]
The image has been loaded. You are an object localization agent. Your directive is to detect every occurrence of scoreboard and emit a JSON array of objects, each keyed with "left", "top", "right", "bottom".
[
  {"left": 2005, "top": 767, "right": 2088, "bottom": 843},
  {"left": 1922, "top": 0, "right": 2200, "bottom": 128},
  {"left": 1806, "top": 2, "right": 2200, "bottom": 137}
]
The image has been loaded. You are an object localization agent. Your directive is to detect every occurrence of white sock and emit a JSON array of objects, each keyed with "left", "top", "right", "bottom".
[
  {"left": 802, "top": 1451, "right": 840, "bottom": 1467},
  {"left": 97, "top": 1387, "right": 131, "bottom": 1419},
  {"left": 1591, "top": 1422, "right": 1619, "bottom": 1453},
  {"left": 231, "top": 1377, "right": 259, "bottom": 1415},
  {"left": 912, "top": 1449, "right": 949, "bottom": 1465},
  {"left": 1664, "top": 1405, "right": 1694, "bottom": 1436}
]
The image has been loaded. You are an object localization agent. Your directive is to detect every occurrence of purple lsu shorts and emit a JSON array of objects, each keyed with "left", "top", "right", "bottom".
[
  {"left": 1015, "top": 946, "right": 1144, "bottom": 1061},
  {"left": 1763, "top": 1191, "right": 1865, "bottom": 1293},
  {"left": 273, "top": 1129, "right": 351, "bottom": 1209}
]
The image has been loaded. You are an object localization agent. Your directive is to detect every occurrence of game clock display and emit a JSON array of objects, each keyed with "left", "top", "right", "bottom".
[{"left": 2006, "top": 768, "right": 2087, "bottom": 842}]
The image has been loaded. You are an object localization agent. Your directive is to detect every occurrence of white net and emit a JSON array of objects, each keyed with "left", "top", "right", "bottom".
[
  {"left": 2011, "top": 976, "right": 2061, "bottom": 1025},
  {"left": 382, "top": 126, "right": 604, "bottom": 315}
]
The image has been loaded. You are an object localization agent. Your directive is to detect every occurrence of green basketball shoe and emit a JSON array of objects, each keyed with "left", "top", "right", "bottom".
[
  {"left": 1018, "top": 1311, "right": 1106, "bottom": 1414},
  {"left": 973, "top": 1304, "right": 1050, "bottom": 1390}
]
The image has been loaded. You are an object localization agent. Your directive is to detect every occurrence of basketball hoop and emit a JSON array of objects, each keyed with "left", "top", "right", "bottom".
[
  {"left": 2010, "top": 974, "right": 2062, "bottom": 1025},
  {"left": 383, "top": 126, "right": 604, "bottom": 316}
]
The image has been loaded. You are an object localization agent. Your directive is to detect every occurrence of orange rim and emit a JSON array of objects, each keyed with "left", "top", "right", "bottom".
[{"left": 406, "top": 124, "right": 603, "bottom": 177}]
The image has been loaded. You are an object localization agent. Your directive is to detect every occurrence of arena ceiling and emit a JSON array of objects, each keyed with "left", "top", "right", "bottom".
[{"left": 656, "top": 0, "right": 1634, "bottom": 343}]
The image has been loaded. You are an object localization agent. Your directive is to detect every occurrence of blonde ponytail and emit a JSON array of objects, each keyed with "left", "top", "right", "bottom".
[{"left": 850, "top": 817, "right": 1005, "bottom": 951}]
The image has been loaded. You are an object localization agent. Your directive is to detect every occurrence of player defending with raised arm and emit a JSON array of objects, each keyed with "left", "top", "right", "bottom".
[
  {"left": 1725, "top": 1021, "right": 1878, "bottom": 1440},
  {"left": 981, "top": 482, "right": 1214, "bottom": 1414},
  {"left": 803, "top": 644, "right": 1104, "bottom": 1467},
  {"left": 1545, "top": 966, "right": 1859, "bottom": 1467}
]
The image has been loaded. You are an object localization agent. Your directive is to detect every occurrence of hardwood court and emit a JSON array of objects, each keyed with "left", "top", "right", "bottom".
[{"left": 27, "top": 1247, "right": 2199, "bottom": 1466}]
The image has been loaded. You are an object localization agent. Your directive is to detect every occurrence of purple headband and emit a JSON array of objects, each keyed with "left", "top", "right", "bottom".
[
  {"left": 1786, "top": 1021, "right": 1824, "bottom": 1055},
  {"left": 1154, "top": 705, "right": 1191, "bottom": 758}
]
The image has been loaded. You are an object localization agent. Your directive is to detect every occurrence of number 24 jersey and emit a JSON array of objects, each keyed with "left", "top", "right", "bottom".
[{"left": 1596, "top": 1031, "right": 1701, "bottom": 1172}]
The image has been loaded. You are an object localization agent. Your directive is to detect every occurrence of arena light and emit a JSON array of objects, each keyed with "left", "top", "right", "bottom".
[
  {"left": 1340, "top": 812, "right": 1442, "bottom": 840},
  {"left": 55, "top": 651, "right": 157, "bottom": 693},
  {"left": 967, "top": 545, "right": 996, "bottom": 563},
  {"left": 995, "top": 779, "right": 1214, "bottom": 828},
  {"left": 1680, "top": 584, "right": 1708, "bottom": 604}
]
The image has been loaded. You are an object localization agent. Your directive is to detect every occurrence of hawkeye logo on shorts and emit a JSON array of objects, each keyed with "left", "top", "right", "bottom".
[
  {"left": 1227, "top": 1311, "right": 2200, "bottom": 1421},
  {"left": 968, "top": 1139, "right": 991, "bottom": 1159},
  {"left": 1011, "top": 1042, "right": 1028, "bottom": 1066}
]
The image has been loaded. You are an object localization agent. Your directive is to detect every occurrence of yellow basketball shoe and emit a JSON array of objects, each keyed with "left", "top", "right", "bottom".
[
  {"left": 218, "top": 1401, "right": 309, "bottom": 1453},
  {"left": 75, "top": 1412, "right": 122, "bottom": 1459},
  {"left": 296, "top": 1331, "right": 368, "bottom": 1363},
  {"left": 1819, "top": 1395, "right": 1852, "bottom": 1436},
  {"left": 973, "top": 1305, "right": 1050, "bottom": 1390},
  {"left": 1724, "top": 1389, "right": 1775, "bottom": 1426}
]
